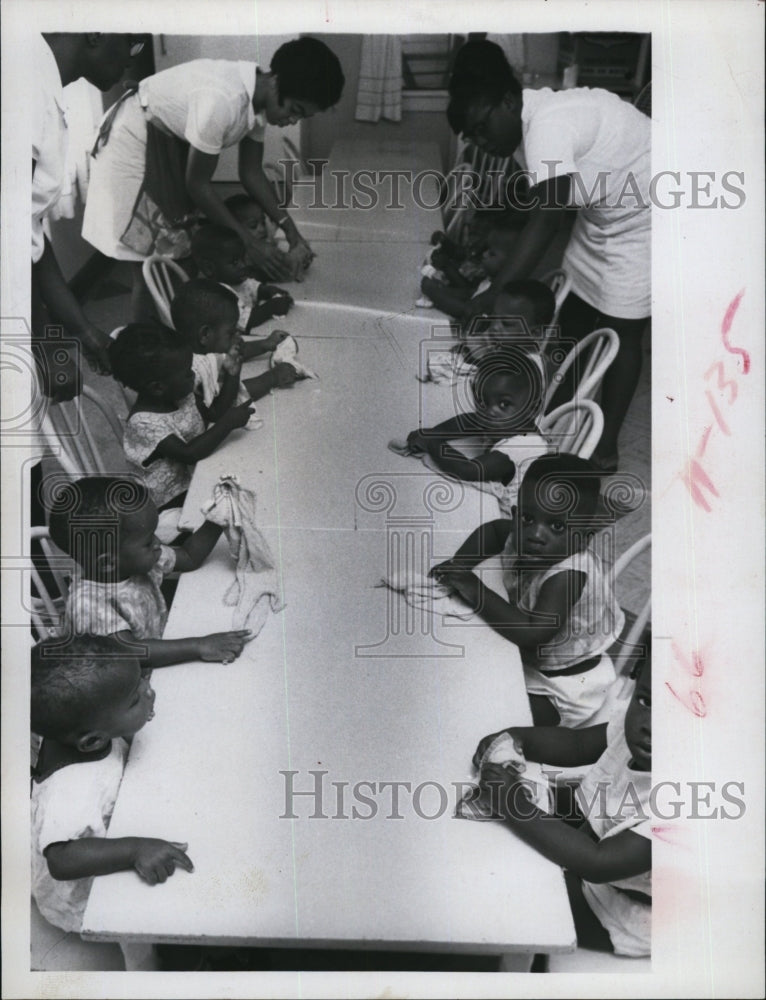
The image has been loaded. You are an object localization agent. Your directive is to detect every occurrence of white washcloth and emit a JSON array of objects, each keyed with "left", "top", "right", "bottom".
[
  {"left": 270, "top": 334, "right": 318, "bottom": 380},
  {"left": 377, "top": 569, "right": 474, "bottom": 621},
  {"left": 455, "top": 732, "right": 553, "bottom": 821},
  {"left": 200, "top": 474, "right": 284, "bottom": 635},
  {"left": 417, "top": 349, "right": 476, "bottom": 386}
]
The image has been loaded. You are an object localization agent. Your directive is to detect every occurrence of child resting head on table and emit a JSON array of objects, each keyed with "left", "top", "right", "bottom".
[
  {"left": 31, "top": 635, "right": 195, "bottom": 933},
  {"left": 225, "top": 191, "right": 314, "bottom": 283},
  {"left": 109, "top": 322, "right": 293, "bottom": 515},
  {"left": 474, "top": 649, "right": 652, "bottom": 957},
  {"left": 47, "top": 475, "right": 252, "bottom": 669},
  {"left": 432, "top": 453, "right": 624, "bottom": 728},
  {"left": 191, "top": 223, "right": 293, "bottom": 334},
  {"left": 404, "top": 345, "right": 550, "bottom": 515},
  {"left": 421, "top": 225, "right": 521, "bottom": 322},
  {"left": 170, "top": 279, "right": 298, "bottom": 420}
]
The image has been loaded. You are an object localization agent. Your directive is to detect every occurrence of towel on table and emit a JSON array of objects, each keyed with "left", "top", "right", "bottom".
[
  {"left": 191, "top": 353, "right": 263, "bottom": 430},
  {"left": 270, "top": 334, "right": 318, "bottom": 380},
  {"left": 200, "top": 474, "right": 284, "bottom": 635},
  {"left": 377, "top": 569, "right": 474, "bottom": 622},
  {"left": 456, "top": 732, "right": 553, "bottom": 820}
]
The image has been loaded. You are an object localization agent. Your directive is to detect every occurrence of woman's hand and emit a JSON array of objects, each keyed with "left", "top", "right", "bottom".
[
  {"left": 285, "top": 240, "right": 314, "bottom": 282},
  {"left": 241, "top": 231, "right": 292, "bottom": 281},
  {"left": 80, "top": 324, "right": 112, "bottom": 375}
]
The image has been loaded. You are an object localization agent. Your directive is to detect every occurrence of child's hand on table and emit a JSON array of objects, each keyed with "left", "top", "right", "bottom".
[
  {"left": 272, "top": 361, "right": 299, "bottom": 388},
  {"left": 132, "top": 838, "right": 194, "bottom": 885},
  {"left": 220, "top": 400, "right": 256, "bottom": 429},
  {"left": 197, "top": 630, "right": 253, "bottom": 663},
  {"left": 222, "top": 337, "right": 244, "bottom": 375},
  {"left": 262, "top": 330, "right": 290, "bottom": 351},
  {"left": 473, "top": 728, "right": 524, "bottom": 769},
  {"left": 406, "top": 429, "right": 429, "bottom": 454},
  {"left": 479, "top": 761, "right": 532, "bottom": 819}
]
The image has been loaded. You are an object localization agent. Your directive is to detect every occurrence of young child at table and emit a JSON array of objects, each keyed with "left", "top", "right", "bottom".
[
  {"left": 474, "top": 650, "right": 651, "bottom": 956},
  {"left": 402, "top": 346, "right": 550, "bottom": 515},
  {"left": 170, "top": 279, "right": 298, "bottom": 419},
  {"left": 226, "top": 193, "right": 313, "bottom": 283},
  {"left": 109, "top": 322, "right": 290, "bottom": 513},
  {"left": 191, "top": 223, "right": 293, "bottom": 334},
  {"left": 48, "top": 475, "right": 252, "bottom": 668},
  {"left": 461, "top": 280, "right": 556, "bottom": 364},
  {"left": 31, "top": 635, "right": 195, "bottom": 932},
  {"left": 421, "top": 225, "right": 520, "bottom": 322},
  {"left": 432, "top": 454, "right": 624, "bottom": 727}
]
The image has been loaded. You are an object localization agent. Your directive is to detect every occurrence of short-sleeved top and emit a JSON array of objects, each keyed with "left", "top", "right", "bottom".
[
  {"left": 577, "top": 713, "right": 652, "bottom": 897},
  {"left": 192, "top": 352, "right": 250, "bottom": 409},
  {"left": 514, "top": 87, "right": 651, "bottom": 318},
  {"left": 124, "top": 394, "right": 206, "bottom": 509},
  {"left": 138, "top": 60, "right": 266, "bottom": 155},
  {"left": 31, "top": 738, "right": 128, "bottom": 932},
  {"left": 501, "top": 542, "right": 625, "bottom": 670},
  {"left": 31, "top": 34, "right": 67, "bottom": 263},
  {"left": 222, "top": 278, "right": 262, "bottom": 334},
  {"left": 66, "top": 544, "right": 176, "bottom": 639}
]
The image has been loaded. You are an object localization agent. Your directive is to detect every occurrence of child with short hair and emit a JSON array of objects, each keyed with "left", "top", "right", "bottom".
[
  {"left": 170, "top": 279, "right": 297, "bottom": 421},
  {"left": 48, "top": 475, "right": 252, "bottom": 668},
  {"left": 402, "top": 346, "right": 550, "bottom": 514},
  {"left": 433, "top": 454, "right": 624, "bottom": 727},
  {"left": 31, "top": 635, "right": 195, "bottom": 932},
  {"left": 462, "top": 280, "right": 556, "bottom": 364},
  {"left": 421, "top": 226, "right": 521, "bottom": 321},
  {"left": 475, "top": 652, "right": 651, "bottom": 956},
  {"left": 225, "top": 193, "right": 314, "bottom": 282},
  {"left": 109, "top": 322, "right": 285, "bottom": 512},
  {"left": 191, "top": 223, "right": 293, "bottom": 334}
]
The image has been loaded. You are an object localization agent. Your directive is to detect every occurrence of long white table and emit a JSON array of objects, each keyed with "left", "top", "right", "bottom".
[{"left": 81, "top": 149, "right": 576, "bottom": 970}]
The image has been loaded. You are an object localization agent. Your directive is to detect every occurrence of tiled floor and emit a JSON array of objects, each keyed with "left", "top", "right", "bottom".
[{"left": 33, "top": 207, "right": 650, "bottom": 972}]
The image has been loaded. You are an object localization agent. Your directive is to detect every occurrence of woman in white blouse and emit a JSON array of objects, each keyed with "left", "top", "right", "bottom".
[
  {"left": 82, "top": 37, "right": 344, "bottom": 313},
  {"left": 447, "top": 40, "right": 650, "bottom": 472}
]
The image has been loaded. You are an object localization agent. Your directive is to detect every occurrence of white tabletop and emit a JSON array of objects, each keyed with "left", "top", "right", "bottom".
[{"left": 82, "top": 156, "right": 576, "bottom": 958}]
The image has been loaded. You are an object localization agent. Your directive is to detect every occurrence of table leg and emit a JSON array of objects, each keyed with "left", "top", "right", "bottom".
[{"left": 119, "top": 941, "right": 158, "bottom": 971}]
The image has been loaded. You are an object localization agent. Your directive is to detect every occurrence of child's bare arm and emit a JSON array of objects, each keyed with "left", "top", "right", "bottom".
[
  {"left": 202, "top": 371, "right": 242, "bottom": 423},
  {"left": 474, "top": 724, "right": 608, "bottom": 770},
  {"left": 421, "top": 277, "right": 475, "bottom": 318},
  {"left": 172, "top": 521, "right": 224, "bottom": 572},
  {"left": 240, "top": 330, "right": 288, "bottom": 361},
  {"left": 422, "top": 440, "right": 515, "bottom": 485},
  {"left": 45, "top": 837, "right": 193, "bottom": 885},
  {"left": 113, "top": 629, "right": 252, "bottom": 668},
  {"left": 244, "top": 290, "right": 292, "bottom": 332},
  {"left": 152, "top": 401, "right": 254, "bottom": 465},
  {"left": 434, "top": 568, "right": 585, "bottom": 649},
  {"left": 430, "top": 519, "right": 513, "bottom": 576},
  {"left": 242, "top": 363, "right": 298, "bottom": 401},
  {"left": 480, "top": 763, "right": 651, "bottom": 884}
]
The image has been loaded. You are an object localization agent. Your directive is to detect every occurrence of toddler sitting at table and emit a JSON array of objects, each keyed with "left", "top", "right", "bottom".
[
  {"left": 171, "top": 279, "right": 298, "bottom": 419},
  {"left": 31, "top": 635, "right": 195, "bottom": 932},
  {"left": 48, "top": 475, "right": 252, "bottom": 669},
  {"left": 401, "top": 345, "right": 550, "bottom": 515},
  {"left": 109, "top": 322, "right": 294, "bottom": 514},
  {"left": 432, "top": 454, "right": 624, "bottom": 727},
  {"left": 191, "top": 223, "right": 293, "bottom": 334},
  {"left": 474, "top": 649, "right": 651, "bottom": 956}
]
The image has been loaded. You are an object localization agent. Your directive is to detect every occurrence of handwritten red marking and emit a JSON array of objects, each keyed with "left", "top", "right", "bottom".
[
  {"left": 695, "top": 424, "right": 713, "bottom": 458},
  {"left": 666, "top": 642, "right": 707, "bottom": 717},
  {"left": 704, "top": 361, "right": 738, "bottom": 404},
  {"left": 681, "top": 458, "right": 719, "bottom": 511},
  {"left": 704, "top": 390, "right": 731, "bottom": 435},
  {"left": 721, "top": 289, "right": 749, "bottom": 373}
]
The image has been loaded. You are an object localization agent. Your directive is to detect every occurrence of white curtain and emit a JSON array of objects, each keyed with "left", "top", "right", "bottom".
[
  {"left": 48, "top": 78, "right": 103, "bottom": 221},
  {"left": 355, "top": 35, "right": 403, "bottom": 123}
]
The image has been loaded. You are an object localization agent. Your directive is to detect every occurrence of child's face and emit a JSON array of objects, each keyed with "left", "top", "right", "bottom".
[
  {"left": 206, "top": 239, "right": 250, "bottom": 286},
  {"left": 515, "top": 479, "right": 575, "bottom": 562},
  {"left": 117, "top": 499, "right": 162, "bottom": 578},
  {"left": 94, "top": 662, "right": 156, "bottom": 739},
  {"left": 475, "top": 371, "right": 532, "bottom": 433},
  {"left": 233, "top": 203, "right": 268, "bottom": 242},
  {"left": 156, "top": 349, "right": 196, "bottom": 405},
  {"left": 200, "top": 309, "right": 239, "bottom": 354},
  {"left": 624, "top": 661, "right": 651, "bottom": 771}
]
